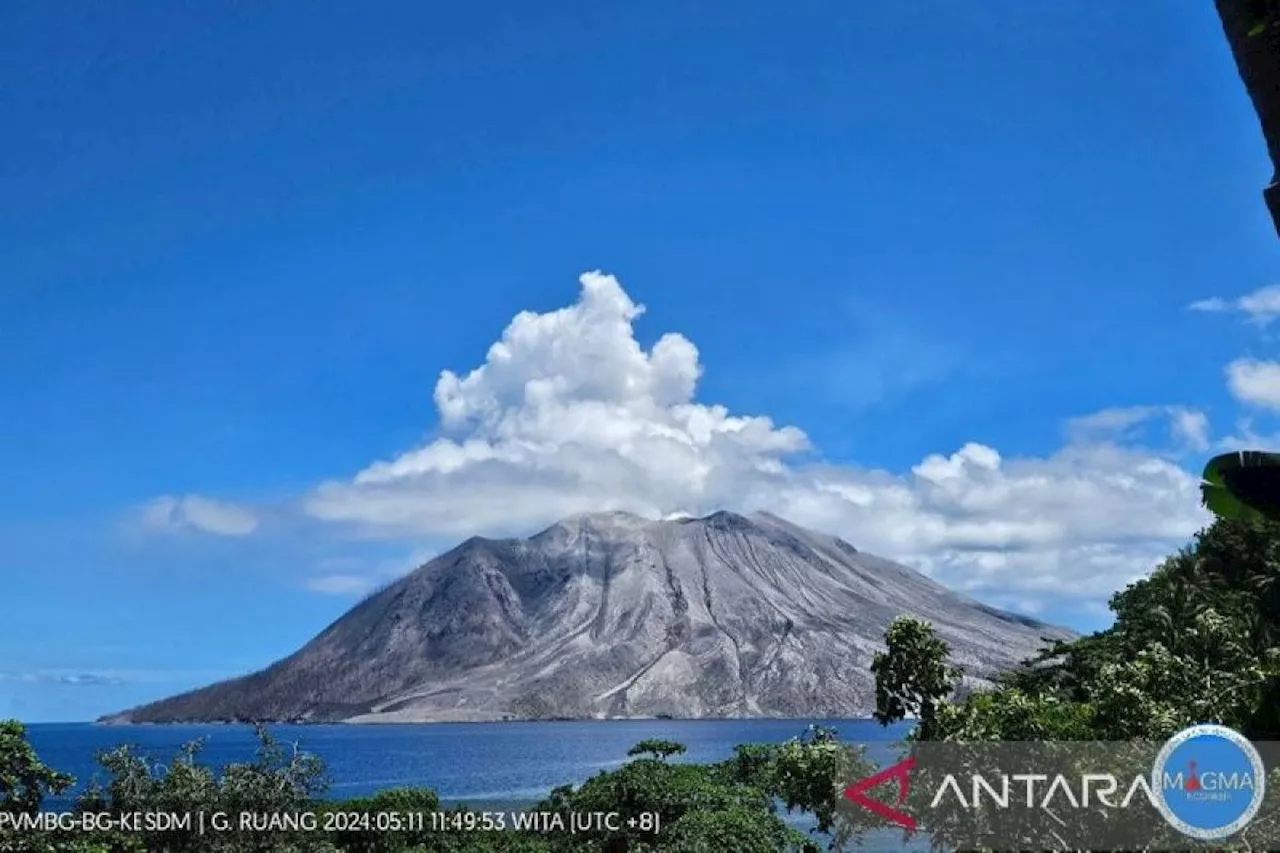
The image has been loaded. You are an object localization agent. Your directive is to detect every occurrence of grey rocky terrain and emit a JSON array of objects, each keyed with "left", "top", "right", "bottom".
[{"left": 101, "top": 511, "right": 1074, "bottom": 724}]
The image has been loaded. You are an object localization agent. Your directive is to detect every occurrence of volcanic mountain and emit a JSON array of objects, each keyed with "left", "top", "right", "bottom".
[{"left": 101, "top": 511, "right": 1073, "bottom": 723}]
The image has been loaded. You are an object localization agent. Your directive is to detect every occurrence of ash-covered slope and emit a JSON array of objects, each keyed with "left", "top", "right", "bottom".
[{"left": 102, "top": 511, "right": 1073, "bottom": 723}]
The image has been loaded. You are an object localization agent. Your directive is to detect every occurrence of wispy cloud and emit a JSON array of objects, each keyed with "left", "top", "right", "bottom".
[
  {"left": 1216, "top": 416, "right": 1280, "bottom": 451},
  {"left": 759, "top": 295, "right": 970, "bottom": 412},
  {"left": 0, "top": 670, "right": 126, "bottom": 686},
  {"left": 1189, "top": 284, "right": 1280, "bottom": 325},
  {"left": 1064, "top": 405, "right": 1209, "bottom": 452},
  {"left": 1188, "top": 297, "right": 1229, "bottom": 313},
  {"left": 303, "top": 549, "right": 439, "bottom": 596},
  {"left": 0, "top": 668, "right": 238, "bottom": 686},
  {"left": 789, "top": 332, "right": 962, "bottom": 410},
  {"left": 304, "top": 574, "right": 376, "bottom": 596},
  {"left": 140, "top": 494, "right": 259, "bottom": 536}
]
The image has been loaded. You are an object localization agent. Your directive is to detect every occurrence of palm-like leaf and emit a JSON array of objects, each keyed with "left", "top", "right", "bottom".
[{"left": 1201, "top": 450, "right": 1280, "bottom": 521}]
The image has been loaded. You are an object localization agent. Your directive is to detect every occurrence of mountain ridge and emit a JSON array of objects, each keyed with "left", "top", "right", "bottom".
[{"left": 101, "top": 511, "right": 1074, "bottom": 724}]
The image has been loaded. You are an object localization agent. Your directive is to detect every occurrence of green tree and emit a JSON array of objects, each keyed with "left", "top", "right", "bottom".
[
  {"left": 539, "top": 750, "right": 783, "bottom": 851},
  {"left": 70, "top": 724, "right": 328, "bottom": 853},
  {"left": 660, "top": 804, "right": 803, "bottom": 853},
  {"left": 871, "top": 617, "right": 961, "bottom": 741},
  {"left": 626, "top": 739, "right": 686, "bottom": 760},
  {"left": 0, "top": 720, "right": 72, "bottom": 814}
]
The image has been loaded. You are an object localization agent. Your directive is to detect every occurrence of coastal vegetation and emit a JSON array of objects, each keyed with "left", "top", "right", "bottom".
[{"left": 2, "top": 516, "right": 1278, "bottom": 851}]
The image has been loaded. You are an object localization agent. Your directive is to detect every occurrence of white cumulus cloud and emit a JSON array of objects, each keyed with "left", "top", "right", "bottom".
[
  {"left": 302, "top": 272, "right": 1210, "bottom": 611},
  {"left": 142, "top": 494, "right": 259, "bottom": 536},
  {"left": 1226, "top": 358, "right": 1280, "bottom": 410},
  {"left": 308, "top": 272, "right": 807, "bottom": 536}
]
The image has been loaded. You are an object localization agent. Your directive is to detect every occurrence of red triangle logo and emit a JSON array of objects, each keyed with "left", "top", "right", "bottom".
[{"left": 843, "top": 756, "right": 917, "bottom": 830}]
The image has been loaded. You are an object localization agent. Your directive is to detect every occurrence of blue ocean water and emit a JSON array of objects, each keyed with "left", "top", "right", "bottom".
[{"left": 27, "top": 718, "right": 910, "bottom": 809}]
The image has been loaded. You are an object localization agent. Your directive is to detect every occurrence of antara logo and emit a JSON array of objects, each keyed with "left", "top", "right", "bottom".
[
  {"left": 842, "top": 756, "right": 917, "bottom": 830},
  {"left": 840, "top": 726, "right": 1267, "bottom": 844}
]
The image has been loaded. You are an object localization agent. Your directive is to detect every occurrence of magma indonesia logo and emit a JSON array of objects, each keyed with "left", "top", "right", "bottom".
[
  {"left": 842, "top": 724, "right": 1266, "bottom": 842},
  {"left": 1151, "top": 723, "right": 1266, "bottom": 841}
]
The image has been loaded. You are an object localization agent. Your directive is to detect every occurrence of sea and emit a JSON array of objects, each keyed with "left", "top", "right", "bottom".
[
  {"left": 27, "top": 718, "right": 911, "bottom": 809},
  {"left": 25, "top": 719, "right": 928, "bottom": 850}
]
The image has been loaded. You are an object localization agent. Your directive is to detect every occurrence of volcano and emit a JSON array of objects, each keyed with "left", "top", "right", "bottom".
[{"left": 101, "top": 511, "right": 1072, "bottom": 724}]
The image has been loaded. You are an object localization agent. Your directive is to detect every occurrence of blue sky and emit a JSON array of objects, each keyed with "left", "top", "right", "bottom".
[{"left": 3, "top": 1, "right": 1278, "bottom": 722}]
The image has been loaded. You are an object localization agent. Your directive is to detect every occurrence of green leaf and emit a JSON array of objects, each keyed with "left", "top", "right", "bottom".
[
  {"left": 1201, "top": 481, "right": 1267, "bottom": 522},
  {"left": 1201, "top": 450, "right": 1280, "bottom": 521}
]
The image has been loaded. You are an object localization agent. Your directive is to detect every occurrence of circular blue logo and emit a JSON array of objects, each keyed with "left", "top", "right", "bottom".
[{"left": 1151, "top": 723, "right": 1265, "bottom": 840}]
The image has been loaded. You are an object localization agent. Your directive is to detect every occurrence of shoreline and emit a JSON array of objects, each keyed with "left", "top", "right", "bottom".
[{"left": 72, "top": 714, "right": 888, "bottom": 728}]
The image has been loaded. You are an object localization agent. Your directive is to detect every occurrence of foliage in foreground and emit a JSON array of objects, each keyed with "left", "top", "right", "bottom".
[
  {"left": 873, "top": 516, "right": 1280, "bottom": 744},
  {"left": 867, "top": 515, "right": 1280, "bottom": 851},
  {"left": 0, "top": 719, "right": 870, "bottom": 852}
]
